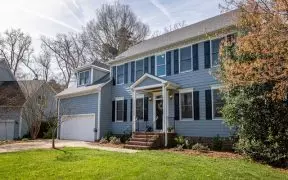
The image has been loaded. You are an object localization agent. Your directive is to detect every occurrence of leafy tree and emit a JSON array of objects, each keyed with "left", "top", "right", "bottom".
[{"left": 218, "top": 0, "right": 288, "bottom": 167}]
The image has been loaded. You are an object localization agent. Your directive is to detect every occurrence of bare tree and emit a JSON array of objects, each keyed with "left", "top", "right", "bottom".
[
  {"left": 36, "top": 48, "right": 52, "bottom": 82},
  {"left": 151, "top": 21, "right": 186, "bottom": 37},
  {"left": 83, "top": 1, "right": 150, "bottom": 62},
  {"left": 0, "top": 28, "right": 33, "bottom": 76},
  {"left": 41, "top": 33, "right": 90, "bottom": 87}
]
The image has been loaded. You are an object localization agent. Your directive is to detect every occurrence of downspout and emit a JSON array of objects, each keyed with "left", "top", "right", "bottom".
[
  {"left": 97, "top": 91, "right": 101, "bottom": 141},
  {"left": 57, "top": 98, "right": 60, "bottom": 139}
]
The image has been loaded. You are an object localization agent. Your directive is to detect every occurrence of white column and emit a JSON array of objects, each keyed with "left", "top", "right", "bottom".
[
  {"left": 165, "top": 89, "right": 169, "bottom": 147},
  {"left": 132, "top": 90, "right": 137, "bottom": 132},
  {"left": 162, "top": 85, "right": 168, "bottom": 147}
]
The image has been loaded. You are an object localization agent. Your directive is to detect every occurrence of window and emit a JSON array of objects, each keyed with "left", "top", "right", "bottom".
[
  {"left": 180, "top": 92, "right": 193, "bottom": 119},
  {"left": 180, "top": 46, "right": 192, "bottom": 72},
  {"left": 136, "top": 98, "right": 144, "bottom": 120},
  {"left": 211, "top": 39, "right": 221, "bottom": 66},
  {"left": 212, "top": 88, "right": 224, "bottom": 119},
  {"left": 116, "top": 99, "right": 124, "bottom": 121},
  {"left": 79, "top": 71, "right": 90, "bottom": 86},
  {"left": 116, "top": 65, "right": 124, "bottom": 84},
  {"left": 156, "top": 54, "right": 166, "bottom": 76},
  {"left": 136, "top": 60, "right": 144, "bottom": 80}
]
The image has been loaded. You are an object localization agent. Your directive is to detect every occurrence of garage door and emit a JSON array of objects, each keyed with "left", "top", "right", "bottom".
[
  {"left": 60, "top": 114, "right": 96, "bottom": 141},
  {"left": 0, "top": 120, "right": 15, "bottom": 140}
]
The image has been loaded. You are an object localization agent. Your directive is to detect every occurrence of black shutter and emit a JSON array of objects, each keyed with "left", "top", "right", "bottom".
[
  {"left": 166, "top": 51, "right": 172, "bottom": 76},
  {"left": 205, "top": 90, "right": 212, "bottom": 120},
  {"left": 144, "top": 57, "right": 149, "bottom": 73},
  {"left": 130, "top": 99, "right": 133, "bottom": 121},
  {"left": 193, "top": 91, "right": 200, "bottom": 120},
  {"left": 193, "top": 44, "right": 199, "bottom": 71},
  {"left": 174, "top": 49, "right": 179, "bottom": 74},
  {"left": 150, "top": 56, "right": 155, "bottom": 75},
  {"left": 204, "top": 41, "right": 211, "bottom": 69},
  {"left": 112, "top": 101, "right": 115, "bottom": 122},
  {"left": 112, "top": 66, "right": 116, "bottom": 85},
  {"left": 130, "top": 61, "right": 135, "bottom": 83},
  {"left": 174, "top": 93, "right": 180, "bottom": 120},
  {"left": 144, "top": 97, "right": 149, "bottom": 121},
  {"left": 124, "top": 63, "right": 128, "bottom": 84},
  {"left": 124, "top": 99, "right": 127, "bottom": 122}
]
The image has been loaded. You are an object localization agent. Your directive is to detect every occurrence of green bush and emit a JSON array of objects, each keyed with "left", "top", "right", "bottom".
[
  {"left": 212, "top": 135, "right": 223, "bottom": 151},
  {"left": 191, "top": 143, "right": 210, "bottom": 153},
  {"left": 109, "top": 136, "right": 121, "bottom": 144},
  {"left": 104, "top": 131, "right": 113, "bottom": 141},
  {"left": 99, "top": 137, "right": 109, "bottom": 144},
  {"left": 222, "top": 86, "right": 288, "bottom": 167},
  {"left": 174, "top": 136, "right": 185, "bottom": 146}
]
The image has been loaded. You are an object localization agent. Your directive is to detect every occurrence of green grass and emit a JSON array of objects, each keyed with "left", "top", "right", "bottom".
[{"left": 0, "top": 148, "right": 287, "bottom": 180}]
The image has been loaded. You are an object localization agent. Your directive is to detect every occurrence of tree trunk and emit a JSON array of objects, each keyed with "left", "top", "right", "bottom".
[{"left": 52, "top": 128, "right": 56, "bottom": 149}]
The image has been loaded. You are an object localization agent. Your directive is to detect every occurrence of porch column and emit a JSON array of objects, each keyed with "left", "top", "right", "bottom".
[
  {"left": 162, "top": 85, "right": 168, "bottom": 147},
  {"left": 132, "top": 90, "right": 137, "bottom": 132}
]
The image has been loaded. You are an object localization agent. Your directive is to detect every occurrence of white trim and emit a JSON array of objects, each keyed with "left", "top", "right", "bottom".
[
  {"left": 179, "top": 88, "right": 194, "bottom": 121},
  {"left": 97, "top": 91, "right": 101, "bottom": 140},
  {"left": 114, "top": 97, "right": 125, "bottom": 122},
  {"left": 78, "top": 70, "right": 91, "bottom": 86},
  {"left": 130, "top": 73, "right": 167, "bottom": 89},
  {"left": 74, "top": 64, "right": 109, "bottom": 73},
  {"left": 132, "top": 90, "right": 136, "bottom": 132},
  {"left": 134, "top": 84, "right": 163, "bottom": 91},
  {"left": 115, "top": 97, "right": 124, "bottom": 101},
  {"left": 153, "top": 92, "right": 163, "bottom": 131},
  {"left": 90, "top": 67, "right": 94, "bottom": 84},
  {"left": 136, "top": 94, "right": 144, "bottom": 99},
  {"left": 179, "top": 45, "right": 193, "bottom": 73},
  {"left": 211, "top": 84, "right": 222, "bottom": 89},
  {"left": 61, "top": 113, "right": 96, "bottom": 118},
  {"left": 135, "top": 97, "right": 145, "bottom": 121},
  {"left": 57, "top": 99, "right": 60, "bottom": 139}
]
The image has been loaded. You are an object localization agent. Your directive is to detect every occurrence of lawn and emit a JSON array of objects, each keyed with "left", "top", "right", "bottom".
[{"left": 0, "top": 148, "right": 287, "bottom": 180}]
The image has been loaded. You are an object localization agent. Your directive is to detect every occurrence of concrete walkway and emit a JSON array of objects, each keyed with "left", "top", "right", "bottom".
[{"left": 0, "top": 140, "right": 138, "bottom": 154}]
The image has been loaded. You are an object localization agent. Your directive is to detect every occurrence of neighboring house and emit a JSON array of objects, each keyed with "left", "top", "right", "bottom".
[
  {"left": 57, "top": 10, "right": 238, "bottom": 146},
  {"left": 0, "top": 60, "right": 57, "bottom": 140}
]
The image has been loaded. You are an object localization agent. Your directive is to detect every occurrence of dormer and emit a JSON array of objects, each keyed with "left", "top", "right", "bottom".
[{"left": 73, "top": 61, "right": 110, "bottom": 87}]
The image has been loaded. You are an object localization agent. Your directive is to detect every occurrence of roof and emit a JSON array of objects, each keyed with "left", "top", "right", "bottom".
[
  {"left": 111, "top": 9, "right": 239, "bottom": 63},
  {"left": 74, "top": 61, "right": 110, "bottom": 73},
  {"left": 0, "top": 81, "right": 26, "bottom": 107},
  {"left": 92, "top": 61, "right": 110, "bottom": 70},
  {"left": 18, "top": 80, "right": 45, "bottom": 99}
]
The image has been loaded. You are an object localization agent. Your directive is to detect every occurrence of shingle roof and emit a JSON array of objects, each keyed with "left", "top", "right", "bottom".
[
  {"left": 110, "top": 9, "right": 239, "bottom": 63},
  {"left": 0, "top": 81, "right": 26, "bottom": 107},
  {"left": 18, "top": 80, "right": 45, "bottom": 99}
]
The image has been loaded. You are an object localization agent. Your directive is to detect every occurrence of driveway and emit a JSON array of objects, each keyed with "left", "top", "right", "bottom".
[{"left": 0, "top": 140, "right": 137, "bottom": 153}]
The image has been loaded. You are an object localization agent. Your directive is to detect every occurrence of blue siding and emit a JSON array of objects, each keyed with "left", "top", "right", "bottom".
[
  {"left": 100, "top": 81, "right": 112, "bottom": 138},
  {"left": 110, "top": 41, "right": 231, "bottom": 137}
]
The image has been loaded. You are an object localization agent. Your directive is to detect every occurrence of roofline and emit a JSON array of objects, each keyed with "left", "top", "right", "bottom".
[{"left": 74, "top": 64, "right": 110, "bottom": 73}]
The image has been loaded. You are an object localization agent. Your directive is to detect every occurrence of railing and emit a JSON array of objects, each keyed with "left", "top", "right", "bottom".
[{"left": 167, "top": 116, "right": 176, "bottom": 133}]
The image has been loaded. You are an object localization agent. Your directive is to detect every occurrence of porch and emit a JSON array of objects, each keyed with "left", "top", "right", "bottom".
[{"left": 130, "top": 73, "right": 180, "bottom": 147}]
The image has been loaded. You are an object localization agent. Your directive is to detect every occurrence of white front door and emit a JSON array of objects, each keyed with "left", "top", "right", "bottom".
[{"left": 60, "top": 114, "right": 96, "bottom": 141}]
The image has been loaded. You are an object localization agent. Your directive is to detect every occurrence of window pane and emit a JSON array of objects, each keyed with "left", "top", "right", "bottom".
[
  {"left": 180, "top": 46, "right": 191, "bottom": 72},
  {"left": 157, "top": 65, "right": 165, "bottom": 76},
  {"left": 116, "top": 100, "right": 124, "bottom": 121},
  {"left": 156, "top": 54, "right": 166, "bottom": 76},
  {"left": 181, "top": 93, "right": 193, "bottom": 119},
  {"left": 156, "top": 54, "right": 165, "bottom": 65},
  {"left": 213, "top": 89, "right": 224, "bottom": 118},
  {"left": 136, "top": 60, "right": 144, "bottom": 79},
  {"left": 136, "top": 98, "right": 144, "bottom": 120},
  {"left": 212, "top": 39, "right": 221, "bottom": 66},
  {"left": 117, "top": 65, "right": 124, "bottom": 84},
  {"left": 85, "top": 71, "right": 90, "bottom": 84}
]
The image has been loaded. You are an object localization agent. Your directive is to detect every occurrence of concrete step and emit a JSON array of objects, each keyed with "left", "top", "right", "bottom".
[
  {"left": 124, "top": 144, "right": 151, "bottom": 150},
  {"left": 127, "top": 141, "right": 154, "bottom": 146}
]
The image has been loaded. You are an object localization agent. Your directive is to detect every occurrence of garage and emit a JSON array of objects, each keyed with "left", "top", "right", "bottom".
[
  {"left": 0, "top": 120, "right": 15, "bottom": 140},
  {"left": 60, "top": 114, "right": 96, "bottom": 141}
]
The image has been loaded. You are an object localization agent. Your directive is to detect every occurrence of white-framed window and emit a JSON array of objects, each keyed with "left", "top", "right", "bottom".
[
  {"left": 179, "top": 88, "right": 193, "bottom": 120},
  {"left": 78, "top": 70, "right": 90, "bottom": 86},
  {"left": 180, "top": 46, "right": 192, "bottom": 72},
  {"left": 115, "top": 97, "right": 124, "bottom": 122},
  {"left": 136, "top": 98, "right": 144, "bottom": 120},
  {"left": 212, "top": 87, "right": 224, "bottom": 120},
  {"left": 211, "top": 39, "right": 221, "bottom": 67},
  {"left": 156, "top": 53, "right": 166, "bottom": 76},
  {"left": 116, "top": 64, "right": 124, "bottom": 85},
  {"left": 136, "top": 60, "right": 144, "bottom": 80}
]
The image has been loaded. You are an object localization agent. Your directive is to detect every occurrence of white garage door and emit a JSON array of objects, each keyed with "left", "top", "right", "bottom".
[
  {"left": 0, "top": 120, "right": 15, "bottom": 140},
  {"left": 60, "top": 114, "right": 96, "bottom": 141}
]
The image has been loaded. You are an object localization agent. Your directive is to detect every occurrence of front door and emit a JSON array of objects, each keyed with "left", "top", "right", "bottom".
[{"left": 155, "top": 99, "right": 163, "bottom": 130}]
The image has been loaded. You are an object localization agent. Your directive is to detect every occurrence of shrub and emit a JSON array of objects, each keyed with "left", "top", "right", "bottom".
[
  {"left": 99, "top": 137, "right": 109, "bottom": 144},
  {"left": 43, "top": 128, "right": 53, "bottom": 139},
  {"left": 212, "top": 135, "right": 223, "bottom": 151},
  {"left": 192, "top": 143, "right": 210, "bottom": 153},
  {"left": 109, "top": 136, "right": 121, "bottom": 144},
  {"left": 174, "top": 136, "right": 185, "bottom": 146},
  {"left": 175, "top": 144, "right": 184, "bottom": 151},
  {"left": 104, "top": 131, "right": 113, "bottom": 141},
  {"left": 120, "top": 133, "right": 131, "bottom": 143}
]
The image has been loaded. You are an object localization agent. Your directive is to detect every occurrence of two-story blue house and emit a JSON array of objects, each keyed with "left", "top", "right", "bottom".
[{"left": 56, "top": 10, "right": 238, "bottom": 148}]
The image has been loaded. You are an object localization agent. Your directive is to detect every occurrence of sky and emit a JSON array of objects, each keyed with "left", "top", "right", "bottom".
[{"left": 0, "top": 0, "right": 225, "bottom": 53}]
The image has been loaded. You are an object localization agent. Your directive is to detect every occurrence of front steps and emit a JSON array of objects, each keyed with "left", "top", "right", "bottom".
[{"left": 124, "top": 132, "right": 164, "bottom": 150}]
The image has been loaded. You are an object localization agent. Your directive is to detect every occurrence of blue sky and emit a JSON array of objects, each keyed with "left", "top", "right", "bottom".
[{"left": 0, "top": 0, "right": 225, "bottom": 52}]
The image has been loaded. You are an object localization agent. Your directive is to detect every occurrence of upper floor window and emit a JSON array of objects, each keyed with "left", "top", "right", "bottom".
[
  {"left": 180, "top": 46, "right": 192, "bottom": 72},
  {"left": 116, "top": 65, "right": 124, "bottom": 84},
  {"left": 79, "top": 71, "right": 90, "bottom": 86},
  {"left": 211, "top": 39, "right": 221, "bottom": 66},
  {"left": 136, "top": 60, "right": 144, "bottom": 80},
  {"left": 212, "top": 88, "right": 224, "bottom": 119},
  {"left": 180, "top": 91, "right": 193, "bottom": 119},
  {"left": 156, "top": 54, "right": 166, "bottom": 76}
]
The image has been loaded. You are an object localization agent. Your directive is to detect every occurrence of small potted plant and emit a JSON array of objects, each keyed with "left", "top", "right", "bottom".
[{"left": 167, "top": 127, "right": 175, "bottom": 133}]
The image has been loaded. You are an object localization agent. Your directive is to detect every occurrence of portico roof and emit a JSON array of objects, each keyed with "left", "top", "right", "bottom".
[{"left": 130, "top": 73, "right": 180, "bottom": 91}]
